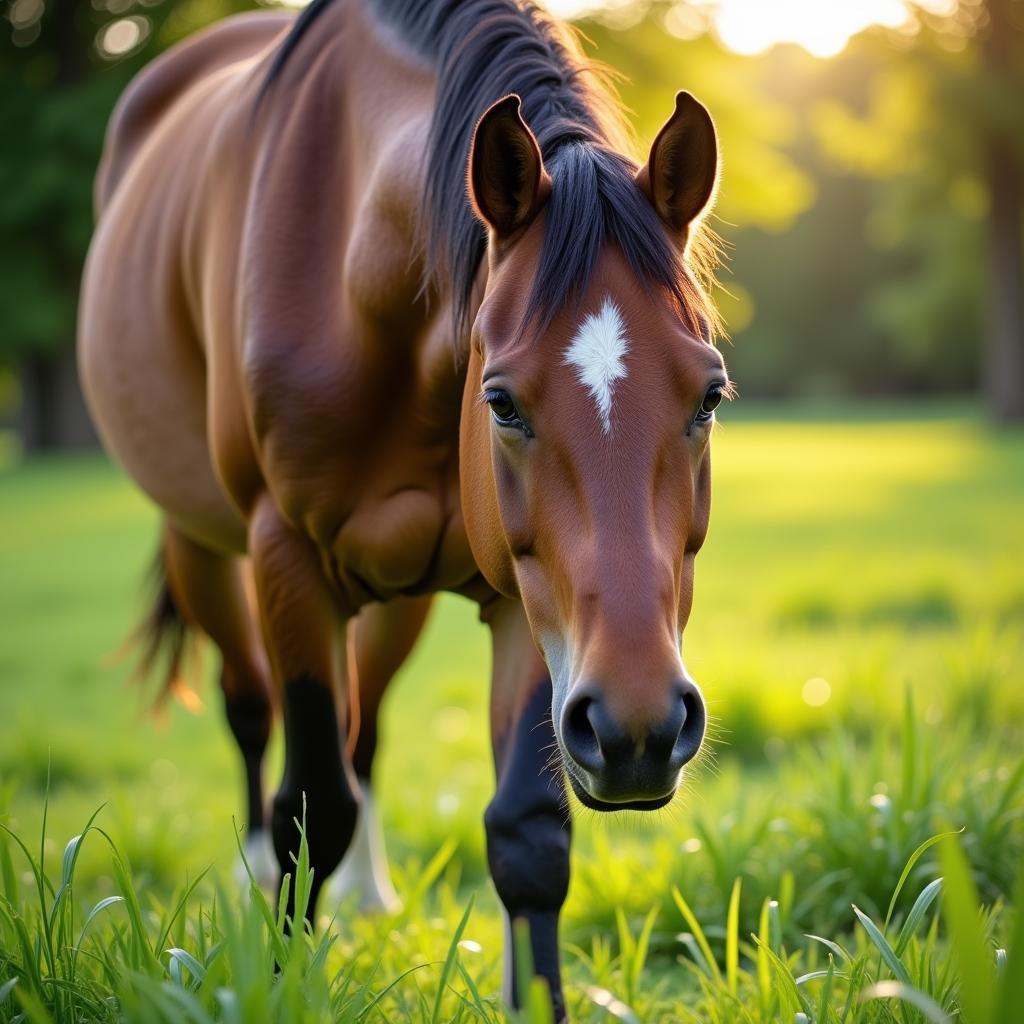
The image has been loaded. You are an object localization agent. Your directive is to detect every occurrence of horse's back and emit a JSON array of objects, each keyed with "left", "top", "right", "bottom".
[
  {"left": 96, "top": 12, "right": 293, "bottom": 210},
  {"left": 81, "top": 13, "right": 292, "bottom": 555}
]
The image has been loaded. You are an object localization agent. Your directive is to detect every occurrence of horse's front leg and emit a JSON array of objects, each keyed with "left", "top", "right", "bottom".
[
  {"left": 482, "top": 597, "right": 571, "bottom": 1022},
  {"left": 249, "top": 495, "right": 359, "bottom": 924}
]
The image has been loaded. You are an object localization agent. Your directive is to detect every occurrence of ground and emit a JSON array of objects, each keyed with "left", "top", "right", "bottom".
[{"left": 0, "top": 401, "right": 1022, "bottom": 1022}]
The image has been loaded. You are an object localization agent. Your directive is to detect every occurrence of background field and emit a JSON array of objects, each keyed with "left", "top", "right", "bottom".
[{"left": 2, "top": 402, "right": 1022, "bottom": 1021}]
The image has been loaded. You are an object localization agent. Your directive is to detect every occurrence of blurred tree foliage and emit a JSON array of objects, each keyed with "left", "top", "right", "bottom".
[
  {"left": 0, "top": 0, "right": 255, "bottom": 360},
  {"left": 1, "top": 0, "right": 1021, "bottom": 444},
  {"left": 584, "top": 0, "right": 1024, "bottom": 415},
  {"left": 0, "top": 0, "right": 259, "bottom": 444}
]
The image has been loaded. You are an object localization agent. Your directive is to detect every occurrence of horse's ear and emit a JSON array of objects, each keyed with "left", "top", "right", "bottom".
[
  {"left": 636, "top": 91, "right": 718, "bottom": 240},
  {"left": 469, "top": 94, "right": 549, "bottom": 241}
]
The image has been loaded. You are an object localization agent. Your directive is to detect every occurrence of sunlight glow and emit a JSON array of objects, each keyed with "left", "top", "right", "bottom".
[
  {"left": 715, "top": 0, "right": 908, "bottom": 57},
  {"left": 542, "top": 0, "right": 960, "bottom": 59}
]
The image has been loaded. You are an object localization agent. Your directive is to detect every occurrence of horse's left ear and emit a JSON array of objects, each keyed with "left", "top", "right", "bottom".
[
  {"left": 468, "top": 94, "right": 550, "bottom": 241},
  {"left": 636, "top": 91, "right": 718, "bottom": 241}
]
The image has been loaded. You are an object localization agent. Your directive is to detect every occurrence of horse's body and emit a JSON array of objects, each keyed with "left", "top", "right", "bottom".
[
  {"left": 85, "top": 5, "right": 470, "bottom": 592},
  {"left": 79, "top": 1, "right": 727, "bottom": 1016}
]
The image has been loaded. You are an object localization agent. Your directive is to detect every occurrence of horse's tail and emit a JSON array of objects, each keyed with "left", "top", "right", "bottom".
[{"left": 129, "top": 535, "right": 202, "bottom": 711}]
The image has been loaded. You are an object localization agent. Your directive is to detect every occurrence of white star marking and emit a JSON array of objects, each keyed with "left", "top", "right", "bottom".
[{"left": 563, "top": 298, "right": 629, "bottom": 433}]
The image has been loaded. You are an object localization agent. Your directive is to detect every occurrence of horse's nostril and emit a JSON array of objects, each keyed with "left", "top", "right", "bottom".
[
  {"left": 670, "top": 688, "right": 706, "bottom": 769},
  {"left": 561, "top": 691, "right": 604, "bottom": 774}
]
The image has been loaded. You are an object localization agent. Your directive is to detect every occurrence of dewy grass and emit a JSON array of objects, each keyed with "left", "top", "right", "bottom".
[
  {"left": 0, "top": 801, "right": 501, "bottom": 1024},
  {"left": 0, "top": 731, "right": 1021, "bottom": 1023}
]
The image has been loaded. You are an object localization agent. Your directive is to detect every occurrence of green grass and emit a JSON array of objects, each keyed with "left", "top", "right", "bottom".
[{"left": 1, "top": 400, "right": 1022, "bottom": 1021}]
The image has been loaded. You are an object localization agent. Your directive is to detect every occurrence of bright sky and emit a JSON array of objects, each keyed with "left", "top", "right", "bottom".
[{"left": 543, "top": 0, "right": 957, "bottom": 58}]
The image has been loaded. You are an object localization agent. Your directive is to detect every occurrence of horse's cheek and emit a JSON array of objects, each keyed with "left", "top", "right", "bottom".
[{"left": 459, "top": 358, "right": 518, "bottom": 598}]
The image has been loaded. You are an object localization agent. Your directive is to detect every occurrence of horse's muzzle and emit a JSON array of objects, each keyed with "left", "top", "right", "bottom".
[{"left": 558, "top": 679, "right": 706, "bottom": 810}]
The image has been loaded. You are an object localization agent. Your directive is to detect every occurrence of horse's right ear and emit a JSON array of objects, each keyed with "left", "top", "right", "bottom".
[
  {"left": 636, "top": 91, "right": 718, "bottom": 244},
  {"left": 468, "top": 95, "right": 550, "bottom": 241}
]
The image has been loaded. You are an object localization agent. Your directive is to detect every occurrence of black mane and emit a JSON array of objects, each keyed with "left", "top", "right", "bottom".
[{"left": 262, "top": 0, "right": 719, "bottom": 343}]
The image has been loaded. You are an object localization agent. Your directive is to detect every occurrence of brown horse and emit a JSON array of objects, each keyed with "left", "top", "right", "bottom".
[{"left": 78, "top": 0, "right": 728, "bottom": 1015}]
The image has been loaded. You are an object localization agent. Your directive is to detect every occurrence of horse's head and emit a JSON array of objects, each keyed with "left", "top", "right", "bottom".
[{"left": 460, "top": 92, "right": 726, "bottom": 811}]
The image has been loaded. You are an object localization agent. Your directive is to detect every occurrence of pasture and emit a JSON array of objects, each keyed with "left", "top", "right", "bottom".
[{"left": 1, "top": 401, "right": 1022, "bottom": 1022}]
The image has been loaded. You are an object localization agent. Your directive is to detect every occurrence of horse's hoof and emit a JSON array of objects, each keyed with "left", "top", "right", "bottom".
[
  {"left": 325, "top": 783, "right": 402, "bottom": 915},
  {"left": 327, "top": 864, "right": 403, "bottom": 915},
  {"left": 234, "top": 829, "right": 278, "bottom": 891}
]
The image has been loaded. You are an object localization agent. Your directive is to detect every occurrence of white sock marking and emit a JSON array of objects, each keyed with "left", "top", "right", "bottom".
[
  {"left": 563, "top": 298, "right": 629, "bottom": 433},
  {"left": 327, "top": 781, "right": 402, "bottom": 914}
]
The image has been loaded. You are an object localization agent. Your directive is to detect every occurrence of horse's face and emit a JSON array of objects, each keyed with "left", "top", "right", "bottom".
[{"left": 461, "top": 94, "right": 725, "bottom": 810}]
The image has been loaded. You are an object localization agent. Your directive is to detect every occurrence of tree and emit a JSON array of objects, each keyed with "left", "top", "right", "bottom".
[
  {"left": 0, "top": 0, "right": 257, "bottom": 448},
  {"left": 806, "top": 0, "right": 1024, "bottom": 420},
  {"left": 981, "top": 0, "right": 1024, "bottom": 421}
]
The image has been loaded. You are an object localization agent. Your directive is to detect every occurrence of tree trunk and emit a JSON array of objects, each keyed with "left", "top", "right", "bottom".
[
  {"left": 17, "top": 349, "right": 98, "bottom": 451},
  {"left": 983, "top": 0, "right": 1024, "bottom": 423}
]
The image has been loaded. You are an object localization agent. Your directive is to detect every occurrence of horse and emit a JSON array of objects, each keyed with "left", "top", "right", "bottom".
[{"left": 78, "top": 0, "right": 728, "bottom": 1016}]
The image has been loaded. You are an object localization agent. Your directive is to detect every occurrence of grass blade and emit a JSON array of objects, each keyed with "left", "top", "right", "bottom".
[
  {"left": 894, "top": 877, "right": 943, "bottom": 957},
  {"left": 796, "top": 967, "right": 847, "bottom": 986},
  {"left": 288, "top": 799, "right": 312, "bottom": 937},
  {"left": 817, "top": 955, "right": 835, "bottom": 1023},
  {"left": 430, "top": 895, "right": 474, "bottom": 1024},
  {"left": 752, "top": 935, "right": 812, "bottom": 1018},
  {"left": 757, "top": 898, "right": 776, "bottom": 1022},
  {"left": 615, "top": 907, "right": 633, "bottom": 995},
  {"left": 994, "top": 855, "right": 1024, "bottom": 1021},
  {"left": 940, "top": 834, "right": 995, "bottom": 1024},
  {"left": 630, "top": 906, "right": 658, "bottom": 1004},
  {"left": 455, "top": 959, "right": 493, "bottom": 1022},
  {"left": 165, "top": 947, "right": 206, "bottom": 986},
  {"left": 852, "top": 904, "right": 911, "bottom": 985},
  {"left": 805, "top": 934, "right": 852, "bottom": 965},
  {"left": 727, "top": 876, "right": 741, "bottom": 997},
  {"left": 884, "top": 831, "right": 958, "bottom": 930},
  {"left": 672, "top": 886, "right": 721, "bottom": 985}
]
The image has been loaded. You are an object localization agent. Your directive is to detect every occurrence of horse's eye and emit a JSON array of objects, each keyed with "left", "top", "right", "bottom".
[
  {"left": 484, "top": 388, "right": 530, "bottom": 434},
  {"left": 701, "top": 387, "right": 723, "bottom": 414},
  {"left": 695, "top": 385, "right": 724, "bottom": 423}
]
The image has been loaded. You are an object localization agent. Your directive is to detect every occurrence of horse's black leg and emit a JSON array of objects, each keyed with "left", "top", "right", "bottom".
[
  {"left": 223, "top": 677, "right": 275, "bottom": 884},
  {"left": 160, "top": 523, "right": 276, "bottom": 883},
  {"left": 271, "top": 675, "right": 359, "bottom": 922},
  {"left": 483, "top": 599, "right": 571, "bottom": 1022},
  {"left": 224, "top": 688, "right": 271, "bottom": 833},
  {"left": 249, "top": 497, "right": 359, "bottom": 925}
]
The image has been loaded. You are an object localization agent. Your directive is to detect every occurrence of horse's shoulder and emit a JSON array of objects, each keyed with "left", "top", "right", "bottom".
[{"left": 239, "top": 97, "right": 428, "bottom": 398}]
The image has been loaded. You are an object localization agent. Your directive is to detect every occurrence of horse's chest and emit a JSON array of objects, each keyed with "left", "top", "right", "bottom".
[{"left": 256, "top": 353, "right": 473, "bottom": 607}]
